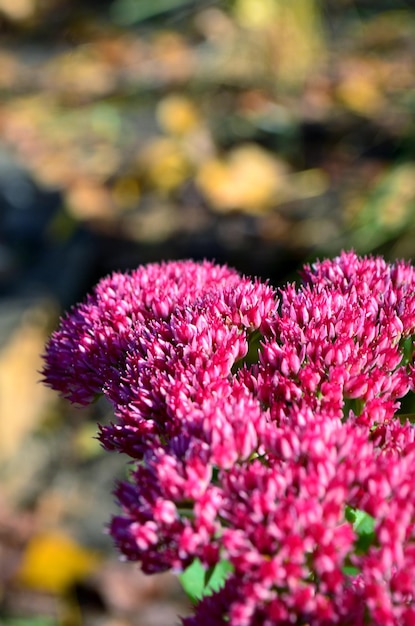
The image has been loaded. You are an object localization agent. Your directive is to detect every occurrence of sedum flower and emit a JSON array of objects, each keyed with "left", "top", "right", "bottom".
[
  {"left": 42, "top": 252, "right": 415, "bottom": 626},
  {"left": 42, "top": 260, "right": 243, "bottom": 404}
]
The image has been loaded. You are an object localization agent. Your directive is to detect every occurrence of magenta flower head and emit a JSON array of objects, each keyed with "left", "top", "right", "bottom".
[
  {"left": 42, "top": 260, "right": 245, "bottom": 404},
  {"left": 42, "top": 252, "right": 415, "bottom": 626}
]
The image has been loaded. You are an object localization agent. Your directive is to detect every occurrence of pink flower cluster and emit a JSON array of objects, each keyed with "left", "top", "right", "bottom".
[{"left": 42, "top": 251, "right": 415, "bottom": 625}]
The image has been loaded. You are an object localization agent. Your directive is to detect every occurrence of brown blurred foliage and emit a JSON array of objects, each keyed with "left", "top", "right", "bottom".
[{"left": 0, "top": 0, "right": 414, "bottom": 256}]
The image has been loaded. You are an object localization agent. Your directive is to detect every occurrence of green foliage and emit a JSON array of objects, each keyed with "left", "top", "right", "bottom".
[
  {"left": 0, "top": 617, "right": 57, "bottom": 626},
  {"left": 232, "top": 329, "right": 264, "bottom": 374},
  {"left": 179, "top": 558, "right": 234, "bottom": 603},
  {"left": 345, "top": 505, "right": 377, "bottom": 555},
  {"left": 342, "top": 506, "right": 377, "bottom": 578},
  {"left": 400, "top": 336, "right": 414, "bottom": 366},
  {"left": 110, "top": 0, "right": 198, "bottom": 24}
]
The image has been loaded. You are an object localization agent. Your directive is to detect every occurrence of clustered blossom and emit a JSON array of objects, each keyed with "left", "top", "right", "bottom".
[{"left": 42, "top": 252, "right": 415, "bottom": 625}]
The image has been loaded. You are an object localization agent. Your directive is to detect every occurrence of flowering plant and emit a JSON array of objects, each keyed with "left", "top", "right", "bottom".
[{"left": 42, "top": 251, "right": 415, "bottom": 625}]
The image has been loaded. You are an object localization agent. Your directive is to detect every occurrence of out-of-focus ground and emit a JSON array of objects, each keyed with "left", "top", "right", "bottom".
[{"left": 1, "top": 1, "right": 415, "bottom": 624}]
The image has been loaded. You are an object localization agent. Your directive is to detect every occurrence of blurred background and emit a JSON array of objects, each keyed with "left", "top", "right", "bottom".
[{"left": 1, "top": 0, "right": 415, "bottom": 624}]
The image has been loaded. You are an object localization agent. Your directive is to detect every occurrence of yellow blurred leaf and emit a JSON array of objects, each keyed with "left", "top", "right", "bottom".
[
  {"left": 234, "top": 0, "right": 325, "bottom": 86},
  {"left": 138, "top": 138, "right": 191, "bottom": 192},
  {"left": 0, "top": 303, "right": 56, "bottom": 461},
  {"left": 44, "top": 50, "right": 115, "bottom": 97},
  {"left": 156, "top": 95, "right": 200, "bottom": 136},
  {"left": 234, "top": 0, "right": 279, "bottom": 28},
  {"left": 196, "top": 144, "right": 288, "bottom": 214},
  {"left": 337, "top": 76, "right": 382, "bottom": 116},
  {"left": 336, "top": 59, "right": 384, "bottom": 115},
  {"left": 16, "top": 531, "right": 100, "bottom": 594}
]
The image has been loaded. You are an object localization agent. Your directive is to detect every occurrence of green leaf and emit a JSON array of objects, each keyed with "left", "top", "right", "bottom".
[
  {"left": 400, "top": 336, "right": 414, "bottom": 365},
  {"left": 231, "top": 329, "right": 263, "bottom": 374},
  {"left": 342, "top": 397, "right": 365, "bottom": 420},
  {"left": 179, "top": 558, "right": 233, "bottom": 603},
  {"left": 354, "top": 509, "right": 375, "bottom": 535},
  {"left": 343, "top": 507, "right": 377, "bottom": 578},
  {"left": 179, "top": 558, "right": 206, "bottom": 603},
  {"left": 345, "top": 504, "right": 357, "bottom": 524},
  {"left": 346, "top": 507, "right": 376, "bottom": 555},
  {"left": 342, "top": 564, "right": 359, "bottom": 576},
  {"left": 204, "top": 559, "right": 234, "bottom": 593}
]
